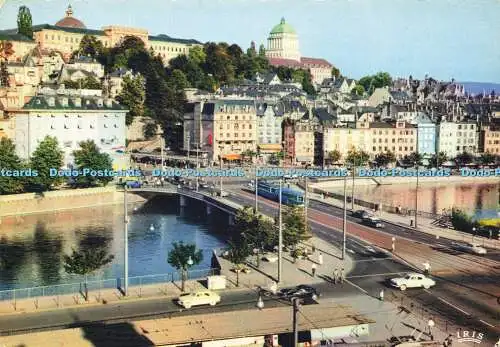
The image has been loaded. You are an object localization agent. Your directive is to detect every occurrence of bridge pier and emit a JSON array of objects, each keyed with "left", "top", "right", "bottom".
[
  {"left": 228, "top": 214, "right": 235, "bottom": 226},
  {"left": 206, "top": 204, "right": 213, "bottom": 215},
  {"left": 179, "top": 195, "right": 187, "bottom": 207}
]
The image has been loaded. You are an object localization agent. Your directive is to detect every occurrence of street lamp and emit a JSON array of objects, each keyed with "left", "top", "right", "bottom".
[
  {"left": 278, "top": 178, "right": 283, "bottom": 284},
  {"left": 342, "top": 170, "right": 347, "bottom": 260},
  {"left": 123, "top": 184, "right": 129, "bottom": 296}
]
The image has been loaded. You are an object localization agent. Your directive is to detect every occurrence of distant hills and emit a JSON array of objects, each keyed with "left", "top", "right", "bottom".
[{"left": 460, "top": 82, "right": 500, "bottom": 95}]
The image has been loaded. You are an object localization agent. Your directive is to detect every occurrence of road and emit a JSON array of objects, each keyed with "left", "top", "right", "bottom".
[{"left": 223, "top": 187, "right": 500, "bottom": 336}]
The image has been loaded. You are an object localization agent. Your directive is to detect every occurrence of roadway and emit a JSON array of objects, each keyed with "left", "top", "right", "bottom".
[{"left": 222, "top": 187, "right": 500, "bottom": 337}]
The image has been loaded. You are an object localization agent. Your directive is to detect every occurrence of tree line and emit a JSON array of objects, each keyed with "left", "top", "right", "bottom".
[{"left": 0, "top": 137, "right": 114, "bottom": 195}]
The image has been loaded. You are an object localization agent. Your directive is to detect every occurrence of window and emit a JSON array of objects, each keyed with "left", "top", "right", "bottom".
[
  {"left": 226, "top": 133, "right": 230, "bottom": 138},
  {"left": 249, "top": 124, "right": 252, "bottom": 129}
]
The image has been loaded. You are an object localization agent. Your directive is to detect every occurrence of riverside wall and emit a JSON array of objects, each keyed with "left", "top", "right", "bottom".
[{"left": 0, "top": 187, "right": 146, "bottom": 223}]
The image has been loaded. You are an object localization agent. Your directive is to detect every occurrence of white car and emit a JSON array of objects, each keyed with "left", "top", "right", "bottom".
[
  {"left": 390, "top": 273, "right": 436, "bottom": 291},
  {"left": 177, "top": 290, "right": 221, "bottom": 309},
  {"left": 454, "top": 243, "right": 487, "bottom": 255}
]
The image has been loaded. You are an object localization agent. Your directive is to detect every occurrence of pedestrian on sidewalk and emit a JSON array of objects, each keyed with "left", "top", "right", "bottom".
[
  {"left": 340, "top": 268, "right": 345, "bottom": 283},
  {"left": 311, "top": 263, "right": 317, "bottom": 277},
  {"left": 333, "top": 268, "right": 338, "bottom": 284},
  {"left": 379, "top": 289, "right": 384, "bottom": 301},
  {"left": 444, "top": 334, "right": 453, "bottom": 347},
  {"left": 423, "top": 262, "right": 431, "bottom": 276},
  {"left": 318, "top": 252, "right": 323, "bottom": 265}
]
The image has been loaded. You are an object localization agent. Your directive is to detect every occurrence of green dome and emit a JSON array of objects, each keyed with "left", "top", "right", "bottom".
[{"left": 270, "top": 18, "right": 296, "bottom": 35}]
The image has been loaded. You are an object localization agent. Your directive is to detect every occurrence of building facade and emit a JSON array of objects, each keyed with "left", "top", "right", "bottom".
[
  {"left": 479, "top": 123, "right": 500, "bottom": 154},
  {"left": 1, "top": 5, "right": 201, "bottom": 65},
  {"left": 16, "top": 92, "right": 128, "bottom": 168},
  {"left": 323, "top": 124, "right": 371, "bottom": 160},
  {"left": 437, "top": 121, "right": 478, "bottom": 158},
  {"left": 183, "top": 100, "right": 258, "bottom": 164},
  {"left": 369, "top": 121, "right": 417, "bottom": 160}
]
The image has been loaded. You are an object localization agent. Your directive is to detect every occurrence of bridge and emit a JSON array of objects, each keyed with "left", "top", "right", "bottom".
[{"left": 125, "top": 184, "right": 243, "bottom": 224}]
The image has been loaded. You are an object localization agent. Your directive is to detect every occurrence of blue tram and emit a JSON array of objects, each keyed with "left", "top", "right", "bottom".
[{"left": 257, "top": 181, "right": 304, "bottom": 206}]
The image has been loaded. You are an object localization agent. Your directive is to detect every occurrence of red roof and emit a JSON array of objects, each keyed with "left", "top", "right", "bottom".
[{"left": 268, "top": 56, "right": 332, "bottom": 69}]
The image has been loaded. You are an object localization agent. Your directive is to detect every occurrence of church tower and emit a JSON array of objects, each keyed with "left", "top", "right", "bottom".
[{"left": 266, "top": 18, "right": 300, "bottom": 62}]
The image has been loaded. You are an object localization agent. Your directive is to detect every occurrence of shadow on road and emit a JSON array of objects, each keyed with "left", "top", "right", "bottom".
[{"left": 75, "top": 321, "right": 155, "bottom": 347}]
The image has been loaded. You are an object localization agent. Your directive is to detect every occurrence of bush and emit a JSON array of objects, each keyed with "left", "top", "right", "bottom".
[{"left": 450, "top": 208, "right": 475, "bottom": 233}]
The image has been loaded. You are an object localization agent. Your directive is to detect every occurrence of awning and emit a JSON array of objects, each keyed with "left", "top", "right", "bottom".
[
  {"left": 222, "top": 154, "right": 241, "bottom": 160},
  {"left": 258, "top": 144, "right": 282, "bottom": 153}
]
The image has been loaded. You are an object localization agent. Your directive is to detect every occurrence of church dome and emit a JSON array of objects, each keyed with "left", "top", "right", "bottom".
[
  {"left": 270, "top": 18, "right": 296, "bottom": 35},
  {"left": 55, "top": 5, "right": 86, "bottom": 29}
]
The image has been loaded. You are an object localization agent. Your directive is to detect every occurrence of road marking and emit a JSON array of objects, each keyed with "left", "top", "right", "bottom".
[
  {"left": 345, "top": 279, "right": 368, "bottom": 294},
  {"left": 479, "top": 319, "right": 494, "bottom": 328},
  {"left": 353, "top": 258, "right": 391, "bottom": 262},
  {"left": 347, "top": 249, "right": 355, "bottom": 254},
  {"left": 428, "top": 292, "right": 471, "bottom": 316}
]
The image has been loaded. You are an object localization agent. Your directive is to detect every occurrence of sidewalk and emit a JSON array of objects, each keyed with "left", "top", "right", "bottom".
[
  {"left": 306, "top": 189, "right": 500, "bottom": 250},
  {"left": 0, "top": 236, "right": 352, "bottom": 317}
]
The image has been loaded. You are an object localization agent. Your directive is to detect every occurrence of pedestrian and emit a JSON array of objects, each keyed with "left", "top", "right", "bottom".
[
  {"left": 379, "top": 289, "right": 384, "bottom": 301},
  {"left": 311, "top": 263, "right": 317, "bottom": 277},
  {"left": 444, "top": 334, "right": 453, "bottom": 347},
  {"left": 340, "top": 268, "right": 345, "bottom": 283},
  {"left": 318, "top": 252, "right": 323, "bottom": 265},
  {"left": 423, "top": 262, "right": 431, "bottom": 276},
  {"left": 312, "top": 245, "right": 316, "bottom": 254},
  {"left": 333, "top": 269, "right": 338, "bottom": 284}
]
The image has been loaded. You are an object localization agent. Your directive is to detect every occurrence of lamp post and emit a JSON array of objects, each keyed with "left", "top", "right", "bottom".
[
  {"left": 160, "top": 134, "right": 164, "bottom": 169},
  {"left": 195, "top": 143, "right": 200, "bottom": 192},
  {"left": 414, "top": 139, "right": 420, "bottom": 229},
  {"left": 304, "top": 176, "right": 308, "bottom": 228},
  {"left": 351, "top": 159, "right": 356, "bottom": 210},
  {"left": 123, "top": 184, "right": 129, "bottom": 296},
  {"left": 342, "top": 170, "right": 347, "bottom": 260},
  {"left": 256, "top": 295, "right": 302, "bottom": 347},
  {"left": 278, "top": 178, "right": 283, "bottom": 284},
  {"left": 255, "top": 163, "right": 259, "bottom": 213},
  {"left": 219, "top": 144, "right": 224, "bottom": 194}
]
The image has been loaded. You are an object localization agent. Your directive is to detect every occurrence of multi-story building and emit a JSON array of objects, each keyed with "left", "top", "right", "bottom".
[
  {"left": 256, "top": 102, "right": 283, "bottom": 160},
  {"left": 369, "top": 121, "right": 417, "bottom": 160},
  {"left": 183, "top": 100, "right": 257, "bottom": 164},
  {"left": 282, "top": 117, "right": 317, "bottom": 166},
  {"left": 437, "top": 121, "right": 478, "bottom": 158},
  {"left": 1, "top": 5, "right": 201, "bottom": 65},
  {"left": 323, "top": 122, "right": 371, "bottom": 161},
  {"left": 396, "top": 111, "right": 436, "bottom": 156},
  {"left": 15, "top": 91, "right": 128, "bottom": 168},
  {"left": 479, "top": 122, "right": 500, "bottom": 154}
]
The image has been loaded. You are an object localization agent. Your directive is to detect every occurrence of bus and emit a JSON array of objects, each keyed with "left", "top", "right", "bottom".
[{"left": 257, "top": 181, "right": 304, "bottom": 206}]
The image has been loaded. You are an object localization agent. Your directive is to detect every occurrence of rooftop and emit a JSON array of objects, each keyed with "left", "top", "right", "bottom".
[
  {"left": 23, "top": 95, "right": 127, "bottom": 111},
  {"left": 270, "top": 17, "right": 296, "bottom": 35}
]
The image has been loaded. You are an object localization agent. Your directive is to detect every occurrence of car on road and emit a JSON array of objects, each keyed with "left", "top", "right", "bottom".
[
  {"left": 277, "top": 285, "right": 320, "bottom": 301},
  {"left": 176, "top": 290, "right": 221, "bottom": 309},
  {"left": 453, "top": 243, "right": 487, "bottom": 255},
  {"left": 352, "top": 210, "right": 372, "bottom": 219},
  {"left": 362, "top": 216, "right": 385, "bottom": 228},
  {"left": 389, "top": 273, "right": 436, "bottom": 291}
]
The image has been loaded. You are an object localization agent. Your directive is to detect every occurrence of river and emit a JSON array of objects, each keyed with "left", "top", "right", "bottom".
[{"left": 0, "top": 195, "right": 229, "bottom": 291}]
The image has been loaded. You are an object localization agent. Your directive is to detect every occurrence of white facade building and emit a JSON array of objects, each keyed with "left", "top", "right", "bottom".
[
  {"left": 16, "top": 93, "right": 128, "bottom": 168},
  {"left": 437, "top": 121, "right": 478, "bottom": 158},
  {"left": 266, "top": 18, "right": 300, "bottom": 61}
]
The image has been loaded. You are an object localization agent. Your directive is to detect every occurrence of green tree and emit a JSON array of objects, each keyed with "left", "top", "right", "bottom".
[
  {"left": 331, "top": 66, "right": 341, "bottom": 79},
  {"left": 203, "top": 42, "right": 235, "bottom": 85},
  {"left": 116, "top": 74, "right": 146, "bottom": 125},
  {"left": 188, "top": 46, "right": 206, "bottom": 65},
  {"left": 17, "top": 6, "right": 33, "bottom": 38},
  {"left": 345, "top": 148, "right": 370, "bottom": 167},
  {"left": 258, "top": 44, "right": 266, "bottom": 57},
  {"left": 403, "top": 152, "right": 424, "bottom": 166},
  {"left": 226, "top": 239, "right": 249, "bottom": 287},
  {"left": 454, "top": 152, "right": 474, "bottom": 166},
  {"left": 374, "top": 151, "right": 396, "bottom": 167},
  {"left": 351, "top": 84, "right": 365, "bottom": 96},
  {"left": 167, "top": 241, "right": 203, "bottom": 292},
  {"left": 357, "top": 72, "right": 392, "bottom": 94},
  {"left": 76, "top": 35, "right": 104, "bottom": 58},
  {"left": 282, "top": 206, "right": 312, "bottom": 249},
  {"left": 62, "top": 75, "right": 101, "bottom": 90},
  {"left": 429, "top": 152, "right": 448, "bottom": 168},
  {"left": 64, "top": 247, "right": 114, "bottom": 301},
  {"left": 479, "top": 152, "right": 497, "bottom": 165},
  {"left": 72, "top": 140, "right": 114, "bottom": 187},
  {"left": 0, "top": 138, "right": 25, "bottom": 194},
  {"left": 170, "top": 69, "right": 190, "bottom": 90},
  {"left": 327, "top": 150, "right": 342, "bottom": 165},
  {"left": 450, "top": 208, "right": 476, "bottom": 233},
  {"left": 30, "top": 136, "right": 64, "bottom": 191}
]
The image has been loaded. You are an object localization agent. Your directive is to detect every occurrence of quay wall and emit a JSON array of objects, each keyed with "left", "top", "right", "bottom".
[{"left": 0, "top": 187, "right": 146, "bottom": 223}]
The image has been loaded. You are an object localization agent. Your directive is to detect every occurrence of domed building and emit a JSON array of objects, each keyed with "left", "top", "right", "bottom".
[
  {"left": 266, "top": 18, "right": 300, "bottom": 61},
  {"left": 265, "top": 18, "right": 333, "bottom": 86},
  {"left": 55, "top": 5, "right": 86, "bottom": 29}
]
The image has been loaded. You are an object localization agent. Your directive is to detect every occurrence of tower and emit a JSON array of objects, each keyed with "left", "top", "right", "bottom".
[{"left": 266, "top": 18, "right": 300, "bottom": 62}]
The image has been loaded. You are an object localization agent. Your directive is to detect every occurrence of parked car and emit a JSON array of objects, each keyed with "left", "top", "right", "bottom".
[
  {"left": 352, "top": 210, "right": 372, "bottom": 219},
  {"left": 362, "top": 216, "right": 385, "bottom": 228},
  {"left": 389, "top": 273, "right": 436, "bottom": 291},
  {"left": 277, "top": 285, "right": 320, "bottom": 301},
  {"left": 453, "top": 243, "right": 487, "bottom": 255},
  {"left": 176, "top": 290, "right": 221, "bottom": 309},
  {"left": 125, "top": 180, "right": 142, "bottom": 188}
]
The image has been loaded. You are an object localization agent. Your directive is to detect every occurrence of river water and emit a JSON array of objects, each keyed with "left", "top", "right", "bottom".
[
  {"left": 334, "top": 181, "right": 500, "bottom": 217},
  {"left": 0, "top": 196, "right": 229, "bottom": 291}
]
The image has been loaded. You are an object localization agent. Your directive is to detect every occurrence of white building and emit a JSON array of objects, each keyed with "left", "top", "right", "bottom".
[
  {"left": 437, "top": 121, "right": 478, "bottom": 158},
  {"left": 266, "top": 18, "right": 301, "bottom": 61},
  {"left": 15, "top": 92, "right": 128, "bottom": 168}
]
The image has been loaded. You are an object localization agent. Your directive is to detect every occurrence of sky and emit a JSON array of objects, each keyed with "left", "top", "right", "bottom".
[{"left": 1, "top": 0, "right": 499, "bottom": 83}]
